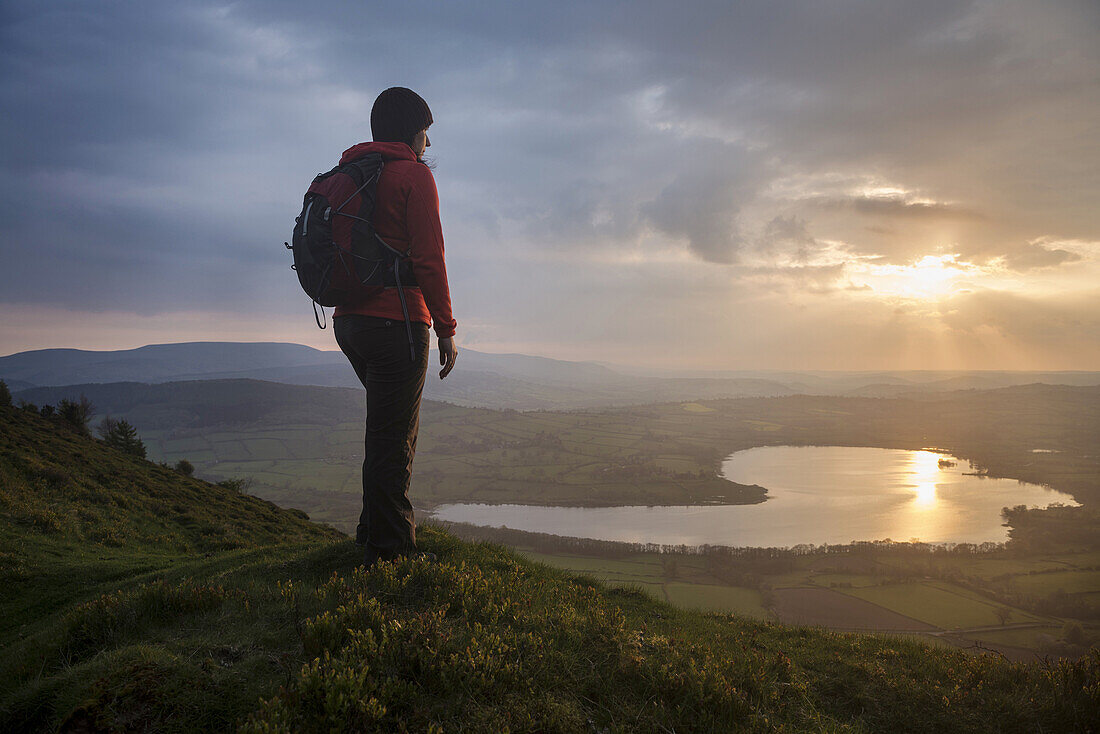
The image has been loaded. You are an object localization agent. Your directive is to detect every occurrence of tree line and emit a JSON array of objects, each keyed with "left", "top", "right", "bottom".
[{"left": 432, "top": 519, "right": 1009, "bottom": 561}]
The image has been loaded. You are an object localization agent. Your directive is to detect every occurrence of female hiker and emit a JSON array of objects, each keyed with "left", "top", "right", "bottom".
[{"left": 333, "top": 87, "right": 458, "bottom": 566}]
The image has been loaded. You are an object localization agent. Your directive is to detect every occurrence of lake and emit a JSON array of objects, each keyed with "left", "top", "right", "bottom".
[{"left": 430, "top": 446, "right": 1079, "bottom": 547}]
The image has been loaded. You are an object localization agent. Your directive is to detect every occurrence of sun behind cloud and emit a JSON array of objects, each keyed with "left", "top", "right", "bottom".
[{"left": 860, "top": 254, "right": 974, "bottom": 299}]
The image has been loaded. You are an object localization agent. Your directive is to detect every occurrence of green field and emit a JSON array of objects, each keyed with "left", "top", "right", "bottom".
[
  {"left": 518, "top": 551, "right": 769, "bottom": 618},
  {"left": 518, "top": 551, "right": 664, "bottom": 586},
  {"left": 663, "top": 582, "right": 769, "bottom": 618},
  {"left": 1009, "top": 570, "right": 1100, "bottom": 595},
  {"left": 842, "top": 580, "right": 1045, "bottom": 630},
  {"left": 500, "top": 544, "right": 1092, "bottom": 655},
  {"left": 928, "top": 557, "right": 1073, "bottom": 579},
  {"left": 807, "top": 572, "right": 882, "bottom": 588},
  {"left": 968, "top": 626, "right": 1067, "bottom": 649}
]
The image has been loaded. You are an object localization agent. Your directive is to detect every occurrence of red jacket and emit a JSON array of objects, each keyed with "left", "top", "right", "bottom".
[{"left": 332, "top": 141, "right": 457, "bottom": 339}]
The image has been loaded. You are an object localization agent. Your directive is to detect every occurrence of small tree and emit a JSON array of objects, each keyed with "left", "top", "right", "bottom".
[
  {"left": 57, "top": 395, "right": 94, "bottom": 434},
  {"left": 175, "top": 459, "right": 195, "bottom": 476},
  {"left": 39, "top": 404, "right": 55, "bottom": 418},
  {"left": 216, "top": 477, "right": 253, "bottom": 494},
  {"left": 97, "top": 416, "right": 146, "bottom": 459},
  {"left": 0, "top": 379, "right": 10, "bottom": 407},
  {"left": 97, "top": 415, "right": 119, "bottom": 439},
  {"left": 994, "top": 606, "right": 1013, "bottom": 626}
]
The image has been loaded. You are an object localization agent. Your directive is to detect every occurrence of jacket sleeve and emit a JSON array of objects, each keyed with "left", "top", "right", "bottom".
[{"left": 404, "top": 166, "right": 457, "bottom": 339}]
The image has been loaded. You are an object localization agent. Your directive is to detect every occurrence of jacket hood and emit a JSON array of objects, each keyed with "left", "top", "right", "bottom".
[{"left": 340, "top": 141, "right": 417, "bottom": 165}]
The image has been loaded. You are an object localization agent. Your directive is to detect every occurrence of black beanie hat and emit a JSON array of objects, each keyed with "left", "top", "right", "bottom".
[{"left": 371, "top": 87, "right": 433, "bottom": 145}]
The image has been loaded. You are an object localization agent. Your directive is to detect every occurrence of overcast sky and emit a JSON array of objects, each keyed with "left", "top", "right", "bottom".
[{"left": 2, "top": 0, "right": 1098, "bottom": 370}]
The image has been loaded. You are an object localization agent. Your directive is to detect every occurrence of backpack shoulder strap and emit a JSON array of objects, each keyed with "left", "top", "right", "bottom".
[{"left": 334, "top": 154, "right": 384, "bottom": 214}]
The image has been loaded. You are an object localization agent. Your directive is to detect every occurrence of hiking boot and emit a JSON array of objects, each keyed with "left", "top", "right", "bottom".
[
  {"left": 362, "top": 547, "right": 397, "bottom": 568},
  {"left": 362, "top": 548, "right": 435, "bottom": 568}
]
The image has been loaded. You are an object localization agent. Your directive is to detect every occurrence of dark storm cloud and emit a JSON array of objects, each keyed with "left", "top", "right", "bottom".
[{"left": 1, "top": 0, "right": 1097, "bottom": 339}]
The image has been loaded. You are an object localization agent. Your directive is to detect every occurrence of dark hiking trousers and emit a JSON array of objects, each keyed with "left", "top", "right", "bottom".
[{"left": 334, "top": 314, "right": 430, "bottom": 564}]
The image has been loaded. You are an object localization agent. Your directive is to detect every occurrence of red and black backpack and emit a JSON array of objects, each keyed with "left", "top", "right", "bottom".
[{"left": 286, "top": 153, "right": 418, "bottom": 348}]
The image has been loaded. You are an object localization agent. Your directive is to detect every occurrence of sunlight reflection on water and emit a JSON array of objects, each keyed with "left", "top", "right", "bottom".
[
  {"left": 430, "top": 446, "right": 1079, "bottom": 548},
  {"left": 909, "top": 450, "right": 941, "bottom": 507}
]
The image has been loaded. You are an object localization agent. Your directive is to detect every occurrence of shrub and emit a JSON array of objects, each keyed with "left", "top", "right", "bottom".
[
  {"left": 97, "top": 417, "right": 147, "bottom": 459},
  {"left": 0, "top": 379, "right": 10, "bottom": 407},
  {"left": 216, "top": 477, "right": 253, "bottom": 494},
  {"left": 175, "top": 460, "right": 195, "bottom": 477},
  {"left": 96, "top": 416, "right": 119, "bottom": 438},
  {"left": 39, "top": 404, "right": 55, "bottom": 418},
  {"left": 57, "top": 395, "right": 95, "bottom": 434}
]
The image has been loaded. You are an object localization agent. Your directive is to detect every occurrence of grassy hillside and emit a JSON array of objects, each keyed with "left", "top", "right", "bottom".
[
  {"left": 0, "top": 403, "right": 339, "bottom": 638},
  {"left": 0, "top": 399, "right": 337, "bottom": 564},
  {"left": 0, "top": 404, "right": 1098, "bottom": 732}
]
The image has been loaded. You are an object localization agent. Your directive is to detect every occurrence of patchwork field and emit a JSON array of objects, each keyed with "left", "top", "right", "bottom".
[
  {"left": 520, "top": 551, "right": 771, "bottom": 619},
  {"left": 968, "top": 626, "right": 1067, "bottom": 649},
  {"left": 841, "top": 580, "right": 1046, "bottom": 630},
  {"left": 494, "top": 544, "right": 1096, "bottom": 659},
  {"left": 663, "top": 583, "right": 769, "bottom": 618},
  {"left": 772, "top": 587, "right": 936, "bottom": 631},
  {"left": 1009, "top": 570, "right": 1100, "bottom": 595}
]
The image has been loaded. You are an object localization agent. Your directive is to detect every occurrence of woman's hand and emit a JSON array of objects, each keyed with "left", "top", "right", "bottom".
[{"left": 438, "top": 336, "right": 458, "bottom": 379}]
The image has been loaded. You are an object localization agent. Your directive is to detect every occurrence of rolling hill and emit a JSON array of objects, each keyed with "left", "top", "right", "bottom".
[
  {"left": 0, "top": 341, "right": 801, "bottom": 410},
  {"left": 0, "top": 403, "right": 1096, "bottom": 732},
  {"left": 8, "top": 341, "right": 1097, "bottom": 411}
]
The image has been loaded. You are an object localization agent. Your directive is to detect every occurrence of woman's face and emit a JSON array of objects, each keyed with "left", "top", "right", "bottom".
[{"left": 411, "top": 128, "right": 431, "bottom": 157}]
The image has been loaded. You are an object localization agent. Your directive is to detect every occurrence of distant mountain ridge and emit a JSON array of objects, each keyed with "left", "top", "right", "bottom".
[
  {"left": 0, "top": 341, "right": 621, "bottom": 386},
  {"left": 3, "top": 341, "right": 1097, "bottom": 410},
  {"left": 0, "top": 342, "right": 344, "bottom": 385},
  {"left": 0, "top": 341, "right": 799, "bottom": 408}
]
